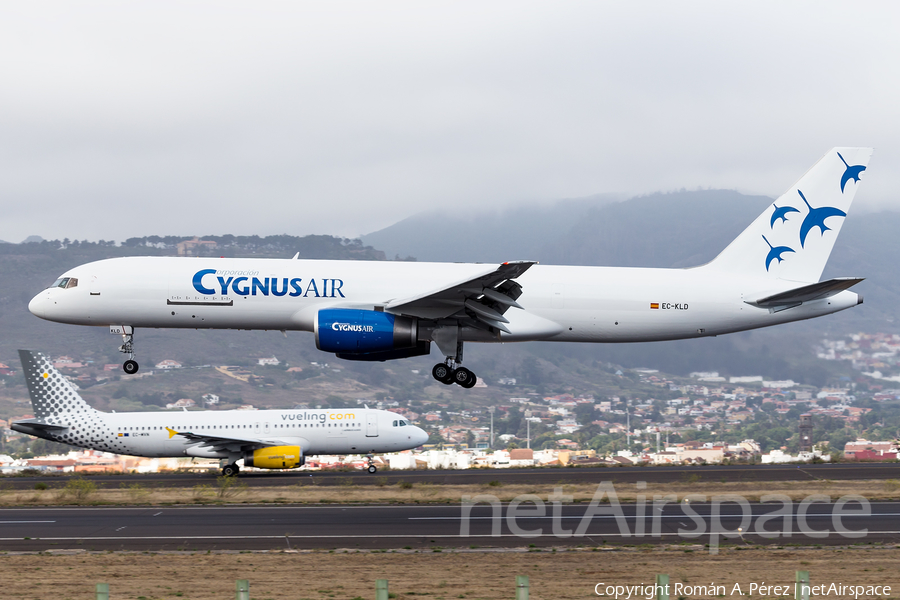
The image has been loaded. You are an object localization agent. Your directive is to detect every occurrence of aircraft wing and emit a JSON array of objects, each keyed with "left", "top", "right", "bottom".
[
  {"left": 746, "top": 277, "right": 864, "bottom": 310},
  {"left": 386, "top": 260, "right": 536, "bottom": 332},
  {"left": 166, "top": 428, "right": 293, "bottom": 453}
]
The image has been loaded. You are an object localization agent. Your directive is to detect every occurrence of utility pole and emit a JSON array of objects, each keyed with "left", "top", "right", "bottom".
[
  {"left": 489, "top": 406, "right": 495, "bottom": 448},
  {"left": 626, "top": 399, "right": 631, "bottom": 450},
  {"left": 525, "top": 410, "right": 532, "bottom": 449}
]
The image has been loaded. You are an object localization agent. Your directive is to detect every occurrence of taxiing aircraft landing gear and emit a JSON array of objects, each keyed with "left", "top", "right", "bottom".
[
  {"left": 116, "top": 326, "right": 139, "bottom": 374},
  {"left": 366, "top": 453, "right": 377, "bottom": 474},
  {"left": 222, "top": 463, "right": 240, "bottom": 477}
]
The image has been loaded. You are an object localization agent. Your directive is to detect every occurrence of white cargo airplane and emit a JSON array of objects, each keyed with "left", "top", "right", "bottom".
[
  {"left": 29, "top": 148, "right": 871, "bottom": 388},
  {"left": 11, "top": 350, "right": 428, "bottom": 476}
]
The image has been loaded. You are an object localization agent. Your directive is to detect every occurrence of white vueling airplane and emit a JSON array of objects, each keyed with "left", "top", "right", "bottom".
[
  {"left": 11, "top": 350, "right": 428, "bottom": 476},
  {"left": 29, "top": 148, "right": 871, "bottom": 388}
]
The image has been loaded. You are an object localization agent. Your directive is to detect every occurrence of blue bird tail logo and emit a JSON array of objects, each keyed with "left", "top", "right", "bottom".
[
  {"left": 762, "top": 235, "right": 795, "bottom": 271},
  {"left": 837, "top": 152, "right": 866, "bottom": 193},
  {"left": 797, "top": 190, "right": 846, "bottom": 248},
  {"left": 770, "top": 203, "right": 800, "bottom": 227}
]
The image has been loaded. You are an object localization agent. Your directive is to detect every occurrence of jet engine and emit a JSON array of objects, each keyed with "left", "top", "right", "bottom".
[
  {"left": 243, "top": 446, "right": 304, "bottom": 469},
  {"left": 315, "top": 308, "right": 429, "bottom": 360}
]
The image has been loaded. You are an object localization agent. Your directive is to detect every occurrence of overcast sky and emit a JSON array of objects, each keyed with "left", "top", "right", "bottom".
[{"left": 1, "top": 1, "right": 897, "bottom": 244}]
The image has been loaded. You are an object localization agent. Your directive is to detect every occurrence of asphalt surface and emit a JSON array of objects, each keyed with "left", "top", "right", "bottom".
[
  {"left": 0, "top": 499, "right": 896, "bottom": 552},
  {"left": 3, "top": 462, "right": 900, "bottom": 490}
]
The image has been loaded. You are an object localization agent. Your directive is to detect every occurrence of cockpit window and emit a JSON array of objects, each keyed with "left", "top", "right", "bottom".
[{"left": 51, "top": 277, "right": 78, "bottom": 290}]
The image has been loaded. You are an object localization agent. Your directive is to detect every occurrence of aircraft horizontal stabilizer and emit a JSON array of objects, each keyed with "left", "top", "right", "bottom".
[
  {"left": 10, "top": 418, "right": 68, "bottom": 437},
  {"left": 746, "top": 277, "right": 864, "bottom": 309}
]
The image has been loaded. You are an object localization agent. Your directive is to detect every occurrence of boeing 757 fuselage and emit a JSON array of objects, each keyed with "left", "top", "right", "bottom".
[{"left": 28, "top": 148, "right": 872, "bottom": 388}]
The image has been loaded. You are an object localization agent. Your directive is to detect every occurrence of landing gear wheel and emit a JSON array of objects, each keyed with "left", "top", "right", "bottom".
[
  {"left": 222, "top": 463, "right": 240, "bottom": 477},
  {"left": 367, "top": 464, "right": 377, "bottom": 474},
  {"left": 432, "top": 363, "right": 454, "bottom": 385},
  {"left": 123, "top": 360, "right": 139, "bottom": 375},
  {"left": 460, "top": 370, "right": 477, "bottom": 389},
  {"left": 453, "top": 367, "right": 474, "bottom": 386}
]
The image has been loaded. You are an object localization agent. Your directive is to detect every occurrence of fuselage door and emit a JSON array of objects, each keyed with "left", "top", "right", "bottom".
[
  {"left": 365, "top": 412, "right": 378, "bottom": 437},
  {"left": 254, "top": 422, "right": 259, "bottom": 434},
  {"left": 264, "top": 422, "right": 270, "bottom": 434}
]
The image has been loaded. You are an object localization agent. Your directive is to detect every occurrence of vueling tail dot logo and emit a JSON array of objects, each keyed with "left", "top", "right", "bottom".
[{"left": 192, "top": 269, "right": 345, "bottom": 298}]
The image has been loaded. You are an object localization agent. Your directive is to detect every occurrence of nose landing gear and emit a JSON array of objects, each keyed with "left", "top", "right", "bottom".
[
  {"left": 366, "top": 454, "right": 378, "bottom": 474},
  {"left": 116, "top": 325, "right": 140, "bottom": 375},
  {"left": 114, "top": 326, "right": 139, "bottom": 374}
]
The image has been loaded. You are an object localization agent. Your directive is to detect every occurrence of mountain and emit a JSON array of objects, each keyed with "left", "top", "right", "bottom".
[{"left": 361, "top": 193, "right": 624, "bottom": 263}]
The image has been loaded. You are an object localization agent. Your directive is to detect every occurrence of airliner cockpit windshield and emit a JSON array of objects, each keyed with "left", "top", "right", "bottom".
[{"left": 50, "top": 277, "right": 78, "bottom": 290}]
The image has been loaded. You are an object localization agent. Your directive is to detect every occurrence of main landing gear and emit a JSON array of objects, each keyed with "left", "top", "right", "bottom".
[
  {"left": 222, "top": 463, "right": 241, "bottom": 477},
  {"left": 115, "top": 326, "right": 139, "bottom": 374},
  {"left": 430, "top": 333, "right": 477, "bottom": 388},
  {"left": 432, "top": 362, "right": 477, "bottom": 388},
  {"left": 366, "top": 454, "right": 378, "bottom": 474}
]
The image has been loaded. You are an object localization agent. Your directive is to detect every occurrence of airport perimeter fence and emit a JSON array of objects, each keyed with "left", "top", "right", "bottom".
[{"left": 91, "top": 571, "right": 817, "bottom": 600}]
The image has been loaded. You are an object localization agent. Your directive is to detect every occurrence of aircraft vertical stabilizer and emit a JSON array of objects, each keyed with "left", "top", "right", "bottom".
[
  {"left": 18, "top": 350, "right": 97, "bottom": 420},
  {"left": 704, "top": 147, "right": 872, "bottom": 282}
]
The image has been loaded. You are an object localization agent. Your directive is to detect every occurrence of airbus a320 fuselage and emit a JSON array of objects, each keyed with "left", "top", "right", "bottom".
[
  {"left": 12, "top": 351, "right": 428, "bottom": 476},
  {"left": 28, "top": 148, "right": 872, "bottom": 387}
]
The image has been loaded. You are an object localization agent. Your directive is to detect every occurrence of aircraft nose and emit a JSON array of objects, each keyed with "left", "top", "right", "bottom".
[
  {"left": 28, "top": 292, "right": 47, "bottom": 319},
  {"left": 413, "top": 427, "right": 428, "bottom": 447}
]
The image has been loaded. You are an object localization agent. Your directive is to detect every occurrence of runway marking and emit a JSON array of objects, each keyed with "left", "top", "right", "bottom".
[
  {"left": 409, "top": 513, "right": 879, "bottom": 520},
  {"left": 152, "top": 512, "right": 162, "bottom": 517},
  {"left": 116, "top": 527, "right": 127, "bottom": 531},
  {"left": 3, "top": 502, "right": 899, "bottom": 513},
  {"left": 4, "top": 530, "right": 900, "bottom": 542},
  {"left": 0, "top": 521, "right": 55, "bottom": 524}
]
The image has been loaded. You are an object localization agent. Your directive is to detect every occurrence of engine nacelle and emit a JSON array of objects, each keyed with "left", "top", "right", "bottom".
[
  {"left": 316, "top": 308, "right": 418, "bottom": 354},
  {"left": 243, "top": 446, "right": 304, "bottom": 470}
]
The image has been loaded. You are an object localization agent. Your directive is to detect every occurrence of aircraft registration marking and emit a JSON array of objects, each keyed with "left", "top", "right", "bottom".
[{"left": 650, "top": 303, "right": 689, "bottom": 310}]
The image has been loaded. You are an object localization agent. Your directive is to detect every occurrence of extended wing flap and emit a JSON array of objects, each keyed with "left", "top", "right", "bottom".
[
  {"left": 746, "top": 277, "right": 864, "bottom": 309},
  {"left": 386, "top": 260, "right": 536, "bottom": 323}
]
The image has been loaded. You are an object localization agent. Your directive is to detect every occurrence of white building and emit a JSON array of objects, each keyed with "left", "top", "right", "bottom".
[{"left": 155, "top": 359, "right": 182, "bottom": 369}]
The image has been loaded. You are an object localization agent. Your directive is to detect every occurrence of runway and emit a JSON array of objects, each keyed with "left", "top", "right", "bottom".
[
  {"left": 1, "top": 499, "right": 897, "bottom": 552},
  {"left": 4, "top": 461, "right": 900, "bottom": 490}
]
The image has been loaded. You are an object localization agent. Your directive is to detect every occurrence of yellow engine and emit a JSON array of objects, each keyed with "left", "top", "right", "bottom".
[{"left": 244, "top": 446, "right": 304, "bottom": 469}]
